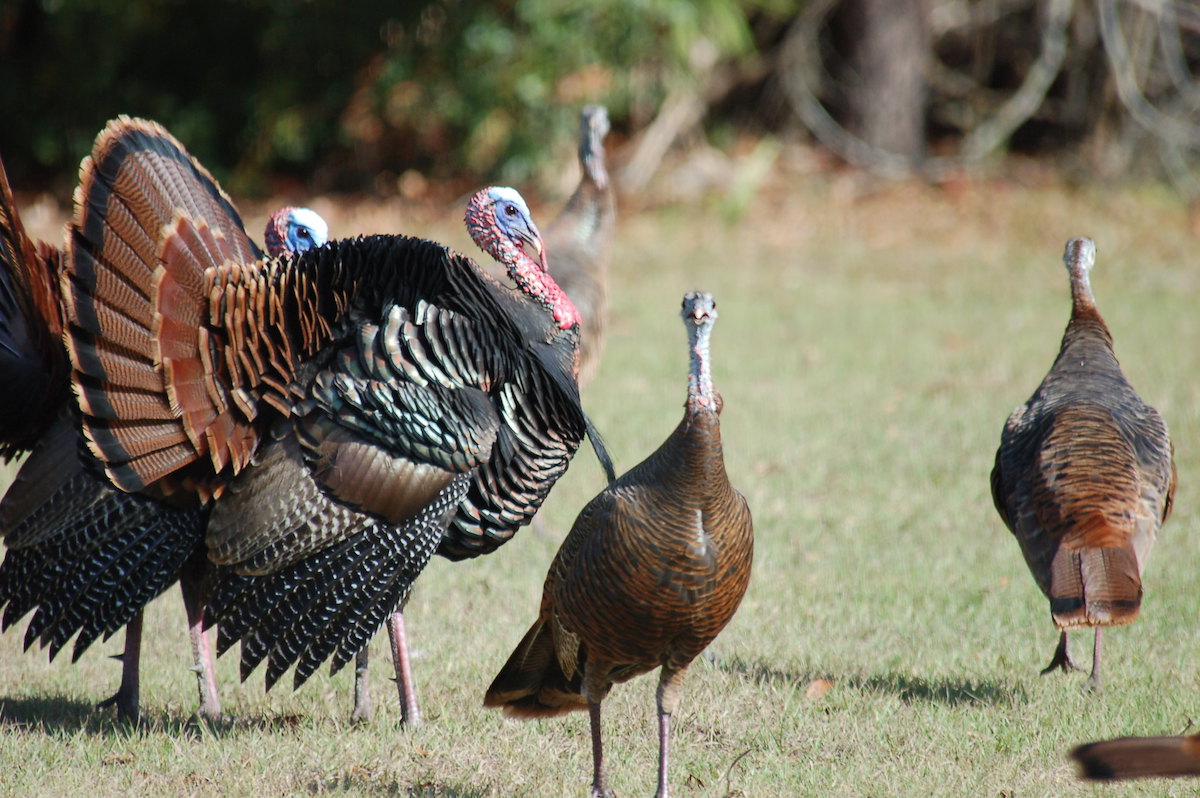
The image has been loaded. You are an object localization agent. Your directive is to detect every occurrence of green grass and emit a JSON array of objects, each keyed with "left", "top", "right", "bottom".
[{"left": 3, "top": 174, "right": 1200, "bottom": 797}]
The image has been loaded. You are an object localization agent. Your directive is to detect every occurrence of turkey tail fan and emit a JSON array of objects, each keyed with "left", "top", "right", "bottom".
[
  {"left": 1048, "top": 541, "right": 1142, "bottom": 628},
  {"left": 1072, "top": 734, "right": 1200, "bottom": 780},
  {"left": 62, "top": 116, "right": 262, "bottom": 495}
]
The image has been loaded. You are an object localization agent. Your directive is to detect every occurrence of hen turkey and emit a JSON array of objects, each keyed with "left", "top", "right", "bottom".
[
  {"left": 485, "top": 291, "right": 753, "bottom": 798},
  {"left": 990, "top": 237, "right": 1175, "bottom": 690}
]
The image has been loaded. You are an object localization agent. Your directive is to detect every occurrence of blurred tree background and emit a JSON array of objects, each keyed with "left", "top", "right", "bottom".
[{"left": 2, "top": 0, "right": 1199, "bottom": 199}]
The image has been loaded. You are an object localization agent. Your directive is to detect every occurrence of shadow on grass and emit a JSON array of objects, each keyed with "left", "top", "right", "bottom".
[
  {"left": 0, "top": 693, "right": 329, "bottom": 738},
  {"left": 848, "top": 673, "right": 1028, "bottom": 706},
  {"left": 717, "top": 657, "right": 1028, "bottom": 707}
]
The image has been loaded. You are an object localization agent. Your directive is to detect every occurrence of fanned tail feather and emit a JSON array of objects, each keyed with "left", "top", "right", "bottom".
[{"left": 63, "top": 116, "right": 262, "bottom": 493}]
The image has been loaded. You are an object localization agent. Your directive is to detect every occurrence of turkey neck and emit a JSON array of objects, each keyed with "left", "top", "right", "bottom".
[
  {"left": 687, "top": 317, "right": 716, "bottom": 412},
  {"left": 580, "top": 108, "right": 610, "bottom": 192},
  {"left": 672, "top": 317, "right": 726, "bottom": 486},
  {"left": 1055, "top": 247, "right": 1117, "bottom": 377},
  {"left": 563, "top": 172, "right": 614, "bottom": 259},
  {"left": 1037, "top": 243, "right": 1124, "bottom": 402},
  {"left": 506, "top": 243, "right": 579, "bottom": 332}
]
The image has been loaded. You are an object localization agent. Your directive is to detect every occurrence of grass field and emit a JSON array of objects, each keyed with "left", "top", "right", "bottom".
[{"left": 2, "top": 166, "right": 1200, "bottom": 797}]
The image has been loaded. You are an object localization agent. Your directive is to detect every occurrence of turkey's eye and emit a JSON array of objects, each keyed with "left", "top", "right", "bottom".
[
  {"left": 504, "top": 203, "right": 518, "bottom": 217},
  {"left": 297, "top": 228, "right": 311, "bottom": 239}
]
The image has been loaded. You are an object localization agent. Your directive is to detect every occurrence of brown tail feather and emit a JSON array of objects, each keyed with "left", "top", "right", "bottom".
[
  {"left": 1072, "top": 734, "right": 1200, "bottom": 780},
  {"left": 63, "top": 117, "right": 263, "bottom": 493},
  {"left": 1050, "top": 532, "right": 1141, "bottom": 629},
  {"left": 484, "top": 619, "right": 587, "bottom": 717}
]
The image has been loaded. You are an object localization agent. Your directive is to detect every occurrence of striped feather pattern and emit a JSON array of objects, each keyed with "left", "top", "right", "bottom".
[
  {"left": 193, "top": 234, "right": 591, "bottom": 690},
  {"left": 59, "top": 121, "right": 597, "bottom": 708},
  {"left": 486, "top": 292, "right": 753, "bottom": 720},
  {"left": 198, "top": 234, "right": 588, "bottom": 564},
  {"left": 204, "top": 424, "right": 373, "bottom": 572},
  {"left": 0, "top": 418, "right": 203, "bottom": 663},
  {"left": 991, "top": 239, "right": 1175, "bottom": 684},
  {"left": 63, "top": 116, "right": 262, "bottom": 493},
  {"left": 991, "top": 245, "right": 1174, "bottom": 630},
  {"left": 209, "top": 473, "right": 469, "bottom": 690}
]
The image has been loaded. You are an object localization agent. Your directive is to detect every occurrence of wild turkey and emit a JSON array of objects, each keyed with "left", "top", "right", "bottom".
[
  {"left": 0, "top": 138, "right": 328, "bottom": 721},
  {"left": 545, "top": 105, "right": 615, "bottom": 387},
  {"left": 990, "top": 237, "right": 1176, "bottom": 691},
  {"left": 204, "top": 186, "right": 614, "bottom": 726},
  {"left": 343, "top": 165, "right": 617, "bottom": 721},
  {"left": 59, "top": 119, "right": 609, "bottom": 723},
  {"left": 485, "top": 291, "right": 753, "bottom": 798},
  {"left": 1071, "top": 733, "right": 1200, "bottom": 780}
]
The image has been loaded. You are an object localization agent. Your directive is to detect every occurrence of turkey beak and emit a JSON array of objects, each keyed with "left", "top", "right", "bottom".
[{"left": 518, "top": 227, "right": 547, "bottom": 271}]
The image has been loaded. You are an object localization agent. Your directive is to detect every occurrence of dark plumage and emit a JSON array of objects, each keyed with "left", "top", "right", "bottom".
[
  {"left": 1071, "top": 733, "right": 1200, "bottom": 780},
  {"left": 990, "top": 237, "right": 1175, "bottom": 690},
  {"left": 0, "top": 156, "right": 66, "bottom": 458},
  {"left": 0, "top": 137, "right": 215, "bottom": 722},
  {"left": 0, "top": 123, "right": 329, "bottom": 723},
  {"left": 485, "top": 291, "right": 753, "bottom": 798},
  {"left": 545, "top": 105, "right": 615, "bottom": 387},
  {"left": 58, "top": 120, "right": 607, "bottom": 723}
]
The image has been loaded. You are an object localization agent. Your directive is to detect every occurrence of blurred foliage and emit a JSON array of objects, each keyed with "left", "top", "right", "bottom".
[
  {"left": 359, "top": 0, "right": 770, "bottom": 184},
  {"left": 0, "top": 0, "right": 788, "bottom": 194},
  {"left": 8, "top": 0, "right": 1191, "bottom": 196},
  {"left": 0, "top": 0, "right": 430, "bottom": 192}
]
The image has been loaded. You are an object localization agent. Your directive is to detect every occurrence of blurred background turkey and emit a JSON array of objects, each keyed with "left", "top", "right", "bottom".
[{"left": 546, "top": 105, "right": 616, "bottom": 389}]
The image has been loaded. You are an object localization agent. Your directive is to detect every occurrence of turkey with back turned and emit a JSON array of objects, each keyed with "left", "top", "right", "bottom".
[
  {"left": 59, "top": 117, "right": 610, "bottom": 722},
  {"left": 991, "top": 237, "right": 1175, "bottom": 691},
  {"left": 485, "top": 291, "right": 753, "bottom": 798},
  {"left": 545, "top": 105, "right": 615, "bottom": 387},
  {"left": 0, "top": 137, "right": 330, "bottom": 721}
]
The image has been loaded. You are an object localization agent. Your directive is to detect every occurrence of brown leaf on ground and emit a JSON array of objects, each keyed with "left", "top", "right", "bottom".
[{"left": 805, "top": 679, "right": 834, "bottom": 700}]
